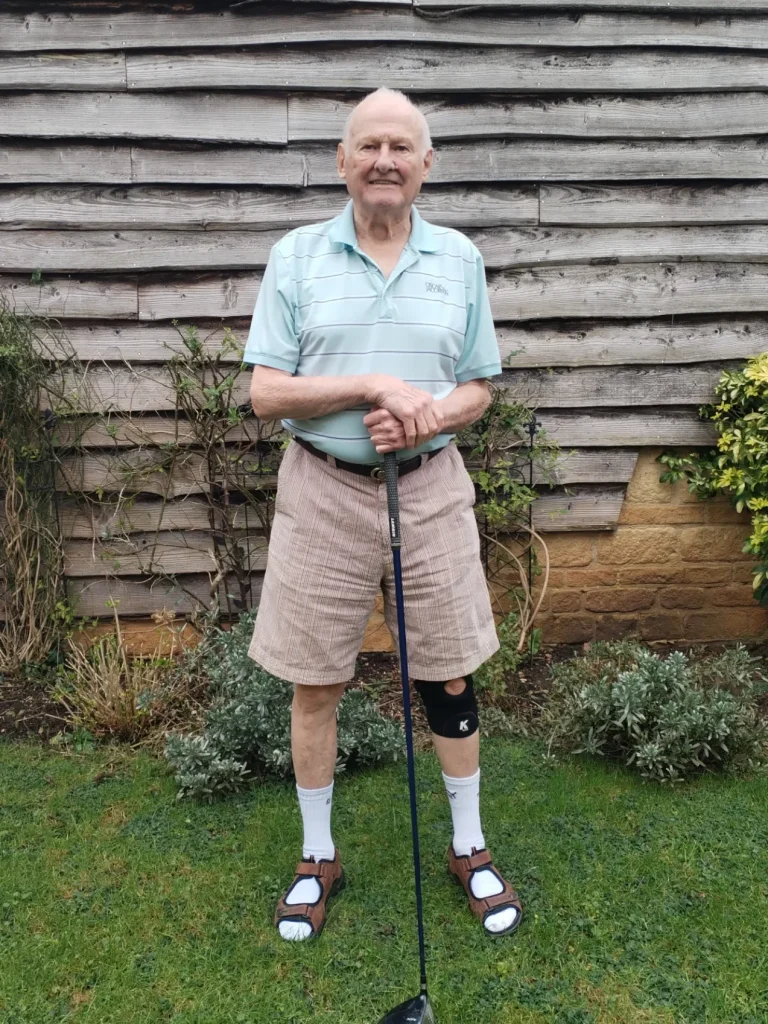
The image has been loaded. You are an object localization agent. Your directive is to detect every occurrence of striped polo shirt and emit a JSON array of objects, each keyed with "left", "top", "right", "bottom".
[{"left": 243, "top": 198, "right": 502, "bottom": 464}]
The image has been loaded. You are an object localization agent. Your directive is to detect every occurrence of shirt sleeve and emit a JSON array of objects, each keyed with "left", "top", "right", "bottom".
[
  {"left": 242, "top": 245, "right": 299, "bottom": 373},
  {"left": 455, "top": 245, "right": 502, "bottom": 383}
]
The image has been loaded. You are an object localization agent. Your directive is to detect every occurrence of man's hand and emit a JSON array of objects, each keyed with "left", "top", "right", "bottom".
[
  {"left": 365, "top": 375, "right": 444, "bottom": 449},
  {"left": 364, "top": 404, "right": 445, "bottom": 453}
]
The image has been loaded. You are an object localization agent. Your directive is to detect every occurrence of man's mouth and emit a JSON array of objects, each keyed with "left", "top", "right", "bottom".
[{"left": 369, "top": 180, "right": 399, "bottom": 185}]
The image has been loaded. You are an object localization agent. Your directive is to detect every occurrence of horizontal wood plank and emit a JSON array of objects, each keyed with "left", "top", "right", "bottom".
[
  {"left": 66, "top": 573, "right": 263, "bottom": 618},
  {"left": 8, "top": 140, "right": 768, "bottom": 185},
  {"left": 53, "top": 489, "right": 623, "bottom": 538},
  {"left": 499, "top": 317, "right": 768, "bottom": 367},
  {"left": 536, "top": 409, "right": 716, "bottom": 446},
  {"left": 0, "top": 144, "right": 132, "bottom": 184},
  {"left": 42, "top": 324, "right": 248, "bottom": 362},
  {"left": 0, "top": 275, "right": 136, "bottom": 318},
  {"left": 489, "top": 262, "right": 768, "bottom": 320},
  {"left": 0, "top": 53, "right": 126, "bottom": 90},
  {"left": 135, "top": 261, "right": 768, "bottom": 321},
  {"left": 54, "top": 445, "right": 637, "bottom": 493},
  {"left": 4, "top": 10, "right": 768, "bottom": 51},
  {"left": 138, "top": 273, "right": 260, "bottom": 320},
  {"left": 64, "top": 530, "right": 267, "bottom": 577},
  {"left": 0, "top": 93, "right": 287, "bottom": 144},
  {"left": 126, "top": 47, "right": 768, "bottom": 93},
  {"left": 291, "top": 93, "right": 768, "bottom": 142},
  {"left": 503, "top": 364, "right": 729, "bottom": 408},
  {"left": 540, "top": 182, "right": 768, "bottom": 226},
  {"left": 40, "top": 317, "right": 768, "bottom": 369},
  {"left": 0, "top": 185, "right": 538, "bottom": 230},
  {"left": 415, "top": 0, "right": 768, "bottom": 10},
  {"left": 532, "top": 486, "right": 626, "bottom": 532},
  {"left": 54, "top": 408, "right": 716, "bottom": 450},
  {"left": 14, "top": 224, "right": 768, "bottom": 273}
]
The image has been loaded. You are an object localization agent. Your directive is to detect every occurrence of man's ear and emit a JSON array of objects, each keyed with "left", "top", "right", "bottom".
[
  {"left": 337, "top": 142, "right": 346, "bottom": 179},
  {"left": 422, "top": 147, "right": 434, "bottom": 179}
]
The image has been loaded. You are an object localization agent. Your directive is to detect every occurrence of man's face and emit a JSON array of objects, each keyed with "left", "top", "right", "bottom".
[{"left": 337, "top": 100, "right": 433, "bottom": 218}]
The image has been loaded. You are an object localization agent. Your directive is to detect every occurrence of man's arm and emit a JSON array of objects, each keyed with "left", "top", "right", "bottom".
[
  {"left": 363, "top": 380, "right": 491, "bottom": 454},
  {"left": 250, "top": 365, "right": 443, "bottom": 447}
]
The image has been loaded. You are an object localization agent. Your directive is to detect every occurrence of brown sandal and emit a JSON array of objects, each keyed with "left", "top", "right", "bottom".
[
  {"left": 448, "top": 844, "right": 522, "bottom": 938},
  {"left": 274, "top": 849, "right": 345, "bottom": 940}
]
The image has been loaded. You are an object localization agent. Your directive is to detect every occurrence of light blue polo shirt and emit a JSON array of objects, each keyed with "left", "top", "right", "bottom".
[{"left": 243, "top": 198, "right": 501, "bottom": 464}]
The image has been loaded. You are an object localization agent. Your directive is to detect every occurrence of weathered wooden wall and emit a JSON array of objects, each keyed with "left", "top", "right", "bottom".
[{"left": 1, "top": 1, "right": 767, "bottom": 638}]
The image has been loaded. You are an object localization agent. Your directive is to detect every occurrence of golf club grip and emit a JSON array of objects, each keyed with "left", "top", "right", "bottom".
[{"left": 383, "top": 452, "right": 401, "bottom": 548}]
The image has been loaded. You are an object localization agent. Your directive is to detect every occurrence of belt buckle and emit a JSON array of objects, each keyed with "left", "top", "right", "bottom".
[{"left": 370, "top": 464, "right": 385, "bottom": 481}]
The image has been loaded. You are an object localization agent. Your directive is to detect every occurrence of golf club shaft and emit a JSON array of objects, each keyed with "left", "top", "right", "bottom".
[{"left": 384, "top": 452, "right": 428, "bottom": 995}]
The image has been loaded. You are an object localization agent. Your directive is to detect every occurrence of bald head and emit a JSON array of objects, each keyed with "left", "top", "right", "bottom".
[{"left": 342, "top": 88, "right": 432, "bottom": 156}]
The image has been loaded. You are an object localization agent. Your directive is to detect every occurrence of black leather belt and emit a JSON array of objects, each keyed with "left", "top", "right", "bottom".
[{"left": 294, "top": 435, "right": 443, "bottom": 480}]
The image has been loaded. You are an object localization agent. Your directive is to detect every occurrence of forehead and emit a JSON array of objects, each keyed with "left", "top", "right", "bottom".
[{"left": 348, "top": 102, "right": 422, "bottom": 143}]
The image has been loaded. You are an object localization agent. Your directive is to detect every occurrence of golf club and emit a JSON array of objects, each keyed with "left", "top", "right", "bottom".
[{"left": 377, "top": 452, "right": 437, "bottom": 1024}]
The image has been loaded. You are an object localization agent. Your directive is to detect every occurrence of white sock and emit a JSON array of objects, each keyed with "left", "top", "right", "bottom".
[
  {"left": 443, "top": 769, "right": 485, "bottom": 857},
  {"left": 298, "top": 781, "right": 335, "bottom": 862},
  {"left": 279, "top": 782, "right": 335, "bottom": 942},
  {"left": 443, "top": 769, "right": 519, "bottom": 935}
]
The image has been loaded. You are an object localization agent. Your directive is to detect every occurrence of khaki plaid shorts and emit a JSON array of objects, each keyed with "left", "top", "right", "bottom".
[{"left": 248, "top": 440, "right": 499, "bottom": 685}]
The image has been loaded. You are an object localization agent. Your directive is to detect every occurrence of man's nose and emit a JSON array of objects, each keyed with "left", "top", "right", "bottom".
[{"left": 374, "top": 145, "right": 395, "bottom": 169}]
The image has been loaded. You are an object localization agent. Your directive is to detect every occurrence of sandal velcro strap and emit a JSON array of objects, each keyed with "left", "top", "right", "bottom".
[
  {"left": 448, "top": 844, "right": 522, "bottom": 938},
  {"left": 274, "top": 849, "right": 345, "bottom": 939},
  {"left": 465, "top": 848, "right": 493, "bottom": 872}
]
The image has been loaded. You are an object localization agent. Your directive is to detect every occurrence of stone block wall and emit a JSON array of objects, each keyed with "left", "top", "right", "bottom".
[{"left": 530, "top": 448, "right": 768, "bottom": 644}]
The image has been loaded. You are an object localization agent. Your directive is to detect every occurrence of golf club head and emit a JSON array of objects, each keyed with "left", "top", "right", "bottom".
[{"left": 378, "top": 994, "right": 436, "bottom": 1024}]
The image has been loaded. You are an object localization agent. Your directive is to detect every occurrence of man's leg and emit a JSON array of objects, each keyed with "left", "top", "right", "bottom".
[
  {"left": 278, "top": 681, "right": 346, "bottom": 942},
  {"left": 417, "top": 676, "right": 520, "bottom": 935}
]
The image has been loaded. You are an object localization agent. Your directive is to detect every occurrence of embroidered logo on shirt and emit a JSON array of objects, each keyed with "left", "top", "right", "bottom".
[{"left": 425, "top": 282, "right": 449, "bottom": 297}]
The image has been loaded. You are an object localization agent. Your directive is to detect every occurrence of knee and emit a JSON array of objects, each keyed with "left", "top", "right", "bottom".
[
  {"left": 413, "top": 675, "right": 479, "bottom": 738},
  {"left": 293, "top": 682, "right": 345, "bottom": 721}
]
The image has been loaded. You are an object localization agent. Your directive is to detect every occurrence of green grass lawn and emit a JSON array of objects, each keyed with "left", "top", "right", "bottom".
[{"left": 2, "top": 738, "right": 768, "bottom": 1024}]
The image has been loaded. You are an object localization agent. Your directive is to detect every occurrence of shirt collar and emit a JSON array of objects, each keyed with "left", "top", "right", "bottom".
[{"left": 328, "top": 198, "right": 438, "bottom": 254}]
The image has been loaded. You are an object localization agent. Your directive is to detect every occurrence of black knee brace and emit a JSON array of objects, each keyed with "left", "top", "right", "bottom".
[{"left": 413, "top": 675, "right": 479, "bottom": 739}]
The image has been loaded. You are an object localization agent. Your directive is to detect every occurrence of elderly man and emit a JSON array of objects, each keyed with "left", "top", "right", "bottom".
[{"left": 245, "top": 88, "right": 522, "bottom": 942}]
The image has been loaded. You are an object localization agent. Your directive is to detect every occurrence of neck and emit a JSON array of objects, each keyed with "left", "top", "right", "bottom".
[{"left": 353, "top": 205, "right": 412, "bottom": 247}]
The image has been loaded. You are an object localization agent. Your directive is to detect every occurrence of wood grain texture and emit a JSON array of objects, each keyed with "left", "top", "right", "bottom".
[
  {"left": 291, "top": 93, "right": 768, "bottom": 142},
  {"left": 64, "top": 531, "right": 268, "bottom": 577},
  {"left": 0, "top": 144, "right": 131, "bottom": 184},
  {"left": 0, "top": 53, "right": 126, "bottom": 90},
  {"left": 125, "top": 47, "right": 768, "bottom": 92},
  {"left": 8, "top": 140, "right": 768, "bottom": 185},
  {"left": 0, "top": 92, "right": 288, "bottom": 144},
  {"left": 138, "top": 273, "right": 261, "bottom": 321},
  {"left": 0, "top": 229, "right": 283, "bottom": 272},
  {"left": 66, "top": 573, "right": 263, "bottom": 618},
  {"left": 53, "top": 489, "right": 622, "bottom": 537},
  {"left": 536, "top": 409, "right": 716, "bottom": 446},
  {"left": 0, "top": 185, "right": 537, "bottom": 230},
  {"left": 43, "top": 324, "right": 247, "bottom": 362},
  {"left": 499, "top": 317, "right": 768, "bottom": 367},
  {"left": 53, "top": 365, "right": 250, "bottom": 414},
  {"left": 489, "top": 263, "right": 768, "bottom": 320},
  {"left": 504, "top": 364, "right": 729, "bottom": 407},
  {"left": 13, "top": 224, "right": 768, "bottom": 273},
  {"left": 53, "top": 409, "right": 715, "bottom": 450},
  {"left": 540, "top": 182, "right": 768, "bottom": 225},
  {"left": 5, "top": 10, "right": 768, "bottom": 51},
  {"left": 415, "top": 0, "right": 768, "bottom": 10},
  {"left": 0, "top": 275, "right": 136, "bottom": 318},
  {"left": 532, "top": 487, "right": 626, "bottom": 532}
]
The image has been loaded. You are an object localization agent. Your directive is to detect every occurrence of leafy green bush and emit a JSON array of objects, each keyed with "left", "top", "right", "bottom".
[
  {"left": 659, "top": 352, "right": 768, "bottom": 605},
  {"left": 164, "top": 613, "right": 404, "bottom": 801},
  {"left": 544, "top": 641, "right": 767, "bottom": 782},
  {"left": 474, "top": 611, "right": 541, "bottom": 698}
]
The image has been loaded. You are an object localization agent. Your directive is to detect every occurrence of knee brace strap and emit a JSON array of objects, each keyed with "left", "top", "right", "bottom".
[{"left": 413, "top": 675, "right": 479, "bottom": 739}]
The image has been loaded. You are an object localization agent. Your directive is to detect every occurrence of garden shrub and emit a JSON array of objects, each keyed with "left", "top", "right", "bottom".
[
  {"left": 165, "top": 612, "right": 404, "bottom": 800},
  {"left": 544, "top": 641, "right": 768, "bottom": 782},
  {"left": 659, "top": 351, "right": 768, "bottom": 605}
]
